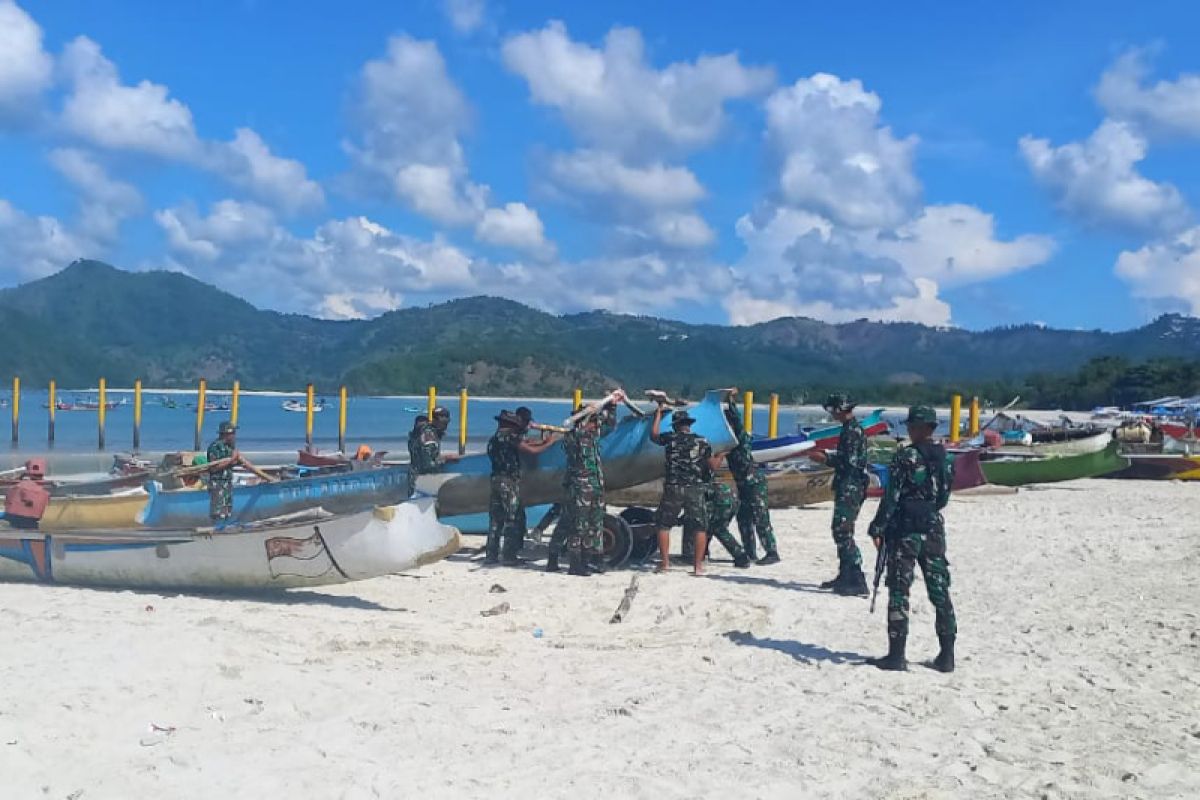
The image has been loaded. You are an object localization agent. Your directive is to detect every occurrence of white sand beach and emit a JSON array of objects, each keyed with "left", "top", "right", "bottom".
[{"left": 3, "top": 479, "right": 1197, "bottom": 799}]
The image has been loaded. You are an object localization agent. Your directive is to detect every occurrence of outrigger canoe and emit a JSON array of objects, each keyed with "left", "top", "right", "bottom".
[
  {"left": 607, "top": 465, "right": 835, "bottom": 509},
  {"left": 980, "top": 440, "right": 1129, "bottom": 487},
  {"left": 800, "top": 409, "right": 887, "bottom": 450},
  {"left": 1103, "top": 453, "right": 1200, "bottom": 481},
  {"left": 429, "top": 390, "right": 737, "bottom": 517},
  {"left": 0, "top": 496, "right": 459, "bottom": 590},
  {"left": 750, "top": 436, "right": 816, "bottom": 463}
]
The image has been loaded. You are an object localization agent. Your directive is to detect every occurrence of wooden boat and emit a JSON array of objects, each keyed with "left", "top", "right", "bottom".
[
  {"left": 867, "top": 447, "right": 988, "bottom": 497},
  {"left": 36, "top": 491, "right": 149, "bottom": 530},
  {"left": 430, "top": 390, "right": 737, "bottom": 517},
  {"left": 1161, "top": 421, "right": 1197, "bottom": 441},
  {"left": 0, "top": 496, "right": 459, "bottom": 590},
  {"left": 297, "top": 449, "right": 349, "bottom": 468},
  {"left": 283, "top": 399, "right": 326, "bottom": 413},
  {"left": 138, "top": 465, "right": 410, "bottom": 528},
  {"left": 607, "top": 465, "right": 835, "bottom": 509},
  {"left": 979, "top": 440, "right": 1129, "bottom": 487},
  {"left": 0, "top": 470, "right": 154, "bottom": 498},
  {"left": 750, "top": 435, "right": 815, "bottom": 463},
  {"left": 1103, "top": 453, "right": 1200, "bottom": 481},
  {"left": 988, "top": 430, "right": 1112, "bottom": 459},
  {"left": 801, "top": 409, "right": 888, "bottom": 450}
]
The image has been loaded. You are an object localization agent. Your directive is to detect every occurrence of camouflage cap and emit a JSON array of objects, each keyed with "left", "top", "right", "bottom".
[
  {"left": 822, "top": 393, "right": 857, "bottom": 413},
  {"left": 905, "top": 405, "right": 938, "bottom": 427},
  {"left": 431, "top": 406, "right": 451, "bottom": 419},
  {"left": 218, "top": 421, "right": 237, "bottom": 435},
  {"left": 671, "top": 408, "right": 696, "bottom": 427}
]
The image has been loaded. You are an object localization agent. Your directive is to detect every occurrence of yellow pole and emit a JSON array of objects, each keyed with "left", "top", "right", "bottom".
[
  {"left": 98, "top": 377, "right": 107, "bottom": 450},
  {"left": 427, "top": 386, "right": 437, "bottom": 418},
  {"left": 10, "top": 376, "right": 18, "bottom": 445},
  {"left": 743, "top": 390, "right": 754, "bottom": 435},
  {"left": 459, "top": 388, "right": 468, "bottom": 455},
  {"left": 133, "top": 379, "right": 142, "bottom": 451},
  {"left": 47, "top": 379, "right": 55, "bottom": 446},
  {"left": 195, "top": 379, "right": 207, "bottom": 450},
  {"left": 231, "top": 380, "right": 241, "bottom": 427},
  {"left": 572, "top": 388, "right": 582, "bottom": 412},
  {"left": 768, "top": 393, "right": 780, "bottom": 439},
  {"left": 305, "top": 383, "right": 315, "bottom": 447},
  {"left": 338, "top": 386, "right": 348, "bottom": 453},
  {"left": 969, "top": 396, "right": 981, "bottom": 436},
  {"left": 949, "top": 394, "right": 962, "bottom": 443}
]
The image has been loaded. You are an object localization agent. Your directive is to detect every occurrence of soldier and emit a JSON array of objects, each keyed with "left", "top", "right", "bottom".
[
  {"left": 650, "top": 404, "right": 711, "bottom": 575},
  {"left": 703, "top": 464, "right": 753, "bottom": 569},
  {"left": 865, "top": 405, "right": 957, "bottom": 673},
  {"left": 409, "top": 407, "right": 460, "bottom": 476},
  {"left": 547, "top": 394, "right": 621, "bottom": 576},
  {"left": 807, "top": 393, "right": 870, "bottom": 596},
  {"left": 486, "top": 410, "right": 558, "bottom": 565},
  {"left": 204, "top": 421, "right": 265, "bottom": 524},
  {"left": 724, "top": 392, "right": 781, "bottom": 565}
]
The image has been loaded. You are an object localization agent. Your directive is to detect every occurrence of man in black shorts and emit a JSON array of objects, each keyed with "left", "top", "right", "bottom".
[{"left": 650, "top": 404, "right": 711, "bottom": 575}]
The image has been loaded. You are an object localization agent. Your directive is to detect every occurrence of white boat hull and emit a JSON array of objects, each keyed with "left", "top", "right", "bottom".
[{"left": 0, "top": 497, "right": 460, "bottom": 591}]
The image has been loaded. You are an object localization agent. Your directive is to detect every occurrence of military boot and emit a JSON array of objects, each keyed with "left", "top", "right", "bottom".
[
  {"left": 733, "top": 552, "right": 752, "bottom": 568},
  {"left": 834, "top": 568, "right": 869, "bottom": 597},
  {"left": 819, "top": 567, "right": 847, "bottom": 590},
  {"left": 866, "top": 636, "right": 907, "bottom": 672},
  {"left": 756, "top": 551, "right": 781, "bottom": 566},
  {"left": 483, "top": 535, "right": 501, "bottom": 565},
  {"left": 545, "top": 551, "right": 561, "bottom": 573},
  {"left": 567, "top": 550, "right": 589, "bottom": 576},
  {"left": 932, "top": 635, "right": 955, "bottom": 673},
  {"left": 587, "top": 553, "right": 607, "bottom": 574}
]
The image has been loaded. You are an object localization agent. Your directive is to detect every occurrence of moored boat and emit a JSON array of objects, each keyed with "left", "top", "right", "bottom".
[
  {"left": 800, "top": 409, "right": 887, "bottom": 450},
  {"left": 1103, "top": 453, "right": 1200, "bottom": 481},
  {"left": 988, "top": 430, "right": 1112, "bottom": 459},
  {"left": 750, "top": 435, "right": 815, "bottom": 463},
  {"left": 979, "top": 440, "right": 1129, "bottom": 487},
  {"left": 607, "top": 464, "right": 835, "bottom": 509},
  {"left": 0, "top": 496, "right": 459, "bottom": 590}
]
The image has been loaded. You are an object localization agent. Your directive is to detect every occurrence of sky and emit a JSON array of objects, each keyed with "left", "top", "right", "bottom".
[{"left": 2, "top": 1, "right": 1200, "bottom": 332}]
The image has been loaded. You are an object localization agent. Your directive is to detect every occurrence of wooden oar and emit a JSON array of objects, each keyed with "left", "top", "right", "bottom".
[
  {"left": 980, "top": 395, "right": 1022, "bottom": 432},
  {"left": 564, "top": 390, "right": 624, "bottom": 427}
]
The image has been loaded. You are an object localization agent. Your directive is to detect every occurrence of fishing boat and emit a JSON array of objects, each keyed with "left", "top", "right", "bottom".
[
  {"left": 1103, "top": 452, "right": 1200, "bottom": 481},
  {"left": 979, "top": 440, "right": 1129, "bottom": 487},
  {"left": 34, "top": 491, "right": 150, "bottom": 530},
  {"left": 429, "top": 390, "right": 736, "bottom": 517},
  {"left": 0, "top": 496, "right": 459, "bottom": 590},
  {"left": 750, "top": 435, "right": 816, "bottom": 463},
  {"left": 867, "top": 447, "right": 988, "bottom": 497},
  {"left": 282, "top": 399, "right": 326, "bottom": 413},
  {"left": 987, "top": 430, "right": 1112, "bottom": 458},
  {"left": 1161, "top": 421, "right": 1198, "bottom": 441},
  {"left": 138, "top": 465, "right": 410, "bottom": 529},
  {"left": 297, "top": 449, "right": 349, "bottom": 468},
  {"left": 799, "top": 409, "right": 888, "bottom": 450},
  {"left": 608, "top": 466, "right": 835, "bottom": 509}
]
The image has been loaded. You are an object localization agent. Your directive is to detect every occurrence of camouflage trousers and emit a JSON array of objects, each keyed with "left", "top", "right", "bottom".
[
  {"left": 208, "top": 480, "right": 233, "bottom": 523},
  {"left": 831, "top": 481, "right": 866, "bottom": 570},
  {"left": 487, "top": 475, "right": 523, "bottom": 559},
  {"left": 548, "top": 481, "right": 605, "bottom": 556},
  {"left": 705, "top": 483, "right": 747, "bottom": 560},
  {"left": 885, "top": 525, "right": 956, "bottom": 641},
  {"left": 735, "top": 476, "right": 777, "bottom": 556}
]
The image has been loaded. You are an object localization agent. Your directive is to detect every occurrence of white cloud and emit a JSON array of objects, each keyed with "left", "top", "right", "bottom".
[
  {"left": 154, "top": 199, "right": 278, "bottom": 261},
  {"left": 0, "top": 199, "right": 90, "bottom": 280},
  {"left": 475, "top": 202, "right": 555, "bottom": 258},
  {"left": 545, "top": 150, "right": 705, "bottom": 207},
  {"left": 765, "top": 73, "right": 921, "bottom": 230},
  {"left": 319, "top": 289, "right": 403, "bottom": 320},
  {"left": 0, "top": 0, "right": 53, "bottom": 119},
  {"left": 724, "top": 279, "right": 950, "bottom": 327},
  {"left": 1096, "top": 49, "right": 1200, "bottom": 140},
  {"left": 866, "top": 204, "right": 1057, "bottom": 287},
  {"left": 47, "top": 147, "right": 142, "bottom": 241},
  {"left": 1020, "top": 119, "right": 1191, "bottom": 235},
  {"left": 503, "top": 21, "right": 773, "bottom": 158},
  {"left": 441, "top": 0, "right": 486, "bottom": 35},
  {"left": 1115, "top": 227, "right": 1200, "bottom": 315},
  {"left": 209, "top": 129, "right": 324, "bottom": 213},
  {"left": 393, "top": 163, "right": 485, "bottom": 226}
]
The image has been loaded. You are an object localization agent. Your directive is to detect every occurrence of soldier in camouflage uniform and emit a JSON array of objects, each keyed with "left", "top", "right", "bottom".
[
  {"left": 206, "top": 421, "right": 241, "bottom": 523},
  {"left": 808, "top": 393, "right": 870, "bottom": 596},
  {"left": 866, "top": 405, "right": 957, "bottom": 673},
  {"left": 704, "top": 472, "right": 753, "bottom": 568},
  {"left": 547, "top": 397, "right": 619, "bottom": 576},
  {"left": 410, "top": 407, "right": 458, "bottom": 475},
  {"left": 486, "top": 410, "right": 558, "bottom": 566},
  {"left": 650, "top": 404, "right": 711, "bottom": 575},
  {"left": 724, "top": 393, "right": 780, "bottom": 565}
]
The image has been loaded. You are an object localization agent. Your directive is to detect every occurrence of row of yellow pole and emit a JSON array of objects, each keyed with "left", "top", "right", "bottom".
[{"left": 948, "top": 394, "right": 982, "bottom": 443}]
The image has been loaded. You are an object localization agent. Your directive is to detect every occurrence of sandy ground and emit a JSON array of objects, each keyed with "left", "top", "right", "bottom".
[{"left": 2, "top": 479, "right": 1197, "bottom": 799}]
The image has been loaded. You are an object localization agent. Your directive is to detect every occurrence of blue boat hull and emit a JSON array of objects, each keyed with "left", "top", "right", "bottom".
[
  {"left": 430, "top": 390, "right": 736, "bottom": 517},
  {"left": 440, "top": 503, "right": 557, "bottom": 535},
  {"left": 138, "top": 466, "right": 412, "bottom": 529}
]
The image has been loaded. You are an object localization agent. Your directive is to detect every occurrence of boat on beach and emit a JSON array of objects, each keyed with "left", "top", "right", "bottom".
[
  {"left": 979, "top": 440, "right": 1129, "bottom": 487},
  {"left": 750, "top": 435, "right": 816, "bottom": 463},
  {"left": 798, "top": 409, "right": 888, "bottom": 450},
  {"left": 0, "top": 496, "right": 459, "bottom": 591},
  {"left": 607, "top": 463, "right": 835, "bottom": 509}
]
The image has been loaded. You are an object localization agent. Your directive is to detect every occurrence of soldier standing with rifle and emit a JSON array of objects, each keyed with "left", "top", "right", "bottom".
[
  {"left": 865, "top": 405, "right": 957, "bottom": 673},
  {"left": 807, "top": 393, "right": 869, "bottom": 596}
]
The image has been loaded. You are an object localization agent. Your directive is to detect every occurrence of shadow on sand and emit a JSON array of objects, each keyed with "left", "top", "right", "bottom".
[
  {"left": 704, "top": 572, "right": 828, "bottom": 594},
  {"left": 56, "top": 583, "right": 405, "bottom": 612},
  {"left": 723, "top": 630, "right": 867, "bottom": 665}
]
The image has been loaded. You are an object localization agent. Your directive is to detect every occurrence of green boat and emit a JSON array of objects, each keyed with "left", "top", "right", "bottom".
[{"left": 980, "top": 440, "right": 1129, "bottom": 487}]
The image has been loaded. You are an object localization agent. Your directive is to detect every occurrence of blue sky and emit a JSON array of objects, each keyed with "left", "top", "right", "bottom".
[{"left": 2, "top": 1, "right": 1200, "bottom": 331}]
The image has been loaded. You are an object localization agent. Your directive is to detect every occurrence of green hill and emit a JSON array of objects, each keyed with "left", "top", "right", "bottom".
[{"left": 0, "top": 260, "right": 1197, "bottom": 406}]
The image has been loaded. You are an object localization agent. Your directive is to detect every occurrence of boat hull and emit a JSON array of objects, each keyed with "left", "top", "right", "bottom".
[
  {"left": 38, "top": 492, "right": 148, "bottom": 530},
  {"left": 750, "top": 436, "right": 815, "bottom": 463},
  {"left": 431, "top": 390, "right": 737, "bottom": 517},
  {"left": 0, "top": 497, "right": 459, "bottom": 590},
  {"left": 138, "top": 466, "right": 411, "bottom": 528},
  {"left": 980, "top": 441, "right": 1129, "bottom": 487},
  {"left": 988, "top": 431, "right": 1111, "bottom": 458},
  {"left": 802, "top": 409, "right": 887, "bottom": 450},
  {"left": 608, "top": 465, "right": 835, "bottom": 509},
  {"left": 1103, "top": 454, "right": 1200, "bottom": 481}
]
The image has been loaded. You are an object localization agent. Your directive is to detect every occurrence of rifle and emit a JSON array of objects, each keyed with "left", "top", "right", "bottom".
[{"left": 870, "top": 535, "right": 889, "bottom": 613}]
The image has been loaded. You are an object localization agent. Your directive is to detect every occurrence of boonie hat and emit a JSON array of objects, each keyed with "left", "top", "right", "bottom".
[
  {"left": 671, "top": 409, "right": 696, "bottom": 427},
  {"left": 905, "top": 405, "right": 938, "bottom": 427},
  {"left": 823, "top": 393, "right": 857, "bottom": 413},
  {"left": 218, "top": 421, "right": 237, "bottom": 435}
]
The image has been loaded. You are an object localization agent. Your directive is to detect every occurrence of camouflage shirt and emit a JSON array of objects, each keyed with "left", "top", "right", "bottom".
[
  {"left": 206, "top": 439, "right": 235, "bottom": 488},
  {"left": 564, "top": 408, "right": 615, "bottom": 489},
  {"left": 826, "top": 417, "right": 869, "bottom": 492},
  {"left": 869, "top": 441, "right": 954, "bottom": 538},
  {"left": 657, "top": 431, "right": 712, "bottom": 488},
  {"left": 409, "top": 421, "right": 444, "bottom": 475},
  {"left": 488, "top": 427, "right": 524, "bottom": 480}
]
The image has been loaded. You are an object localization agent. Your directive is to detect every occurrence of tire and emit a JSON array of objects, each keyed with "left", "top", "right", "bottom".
[
  {"left": 601, "top": 513, "right": 634, "bottom": 568},
  {"left": 621, "top": 506, "right": 660, "bottom": 563}
]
